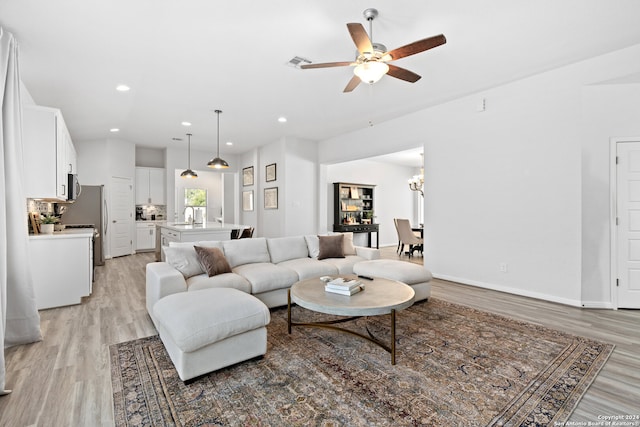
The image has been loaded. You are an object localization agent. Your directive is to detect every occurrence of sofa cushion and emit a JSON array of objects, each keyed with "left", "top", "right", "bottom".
[
  {"left": 170, "top": 241, "right": 225, "bottom": 251},
  {"left": 153, "top": 288, "right": 270, "bottom": 352},
  {"left": 163, "top": 246, "right": 204, "bottom": 278},
  {"left": 318, "top": 234, "right": 345, "bottom": 260},
  {"left": 194, "top": 246, "right": 232, "bottom": 277},
  {"left": 267, "top": 236, "right": 309, "bottom": 264},
  {"left": 223, "top": 237, "right": 270, "bottom": 268},
  {"left": 341, "top": 232, "right": 356, "bottom": 255},
  {"left": 277, "top": 258, "right": 338, "bottom": 280},
  {"left": 187, "top": 272, "right": 252, "bottom": 293},
  {"left": 353, "top": 260, "right": 433, "bottom": 285},
  {"left": 305, "top": 235, "right": 320, "bottom": 258},
  {"left": 233, "top": 263, "right": 299, "bottom": 294},
  {"left": 320, "top": 255, "right": 366, "bottom": 275}
]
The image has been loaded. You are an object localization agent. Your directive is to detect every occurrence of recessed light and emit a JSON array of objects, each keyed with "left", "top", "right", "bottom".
[
  {"left": 278, "top": 117, "right": 287, "bottom": 123},
  {"left": 181, "top": 121, "right": 192, "bottom": 127},
  {"left": 226, "top": 141, "right": 233, "bottom": 146},
  {"left": 116, "top": 85, "right": 130, "bottom": 92},
  {"left": 110, "top": 128, "right": 119, "bottom": 132}
]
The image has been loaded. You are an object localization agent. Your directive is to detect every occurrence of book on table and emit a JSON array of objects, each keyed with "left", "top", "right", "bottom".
[
  {"left": 326, "top": 278, "right": 362, "bottom": 290},
  {"left": 325, "top": 284, "right": 362, "bottom": 296},
  {"left": 325, "top": 278, "right": 364, "bottom": 296}
]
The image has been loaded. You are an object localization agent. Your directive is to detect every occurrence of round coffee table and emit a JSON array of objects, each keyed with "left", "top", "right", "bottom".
[{"left": 287, "top": 275, "right": 415, "bottom": 364}]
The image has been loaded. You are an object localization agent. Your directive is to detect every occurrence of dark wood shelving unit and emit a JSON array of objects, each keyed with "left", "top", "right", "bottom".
[{"left": 333, "top": 182, "right": 379, "bottom": 248}]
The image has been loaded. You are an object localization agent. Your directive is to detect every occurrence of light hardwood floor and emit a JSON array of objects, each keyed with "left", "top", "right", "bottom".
[{"left": 1, "top": 247, "right": 638, "bottom": 426}]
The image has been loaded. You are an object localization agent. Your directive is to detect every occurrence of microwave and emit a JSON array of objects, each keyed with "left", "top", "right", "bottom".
[{"left": 67, "top": 174, "right": 81, "bottom": 201}]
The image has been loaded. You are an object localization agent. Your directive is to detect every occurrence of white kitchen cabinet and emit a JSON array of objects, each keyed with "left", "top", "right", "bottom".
[
  {"left": 28, "top": 231, "right": 93, "bottom": 310},
  {"left": 136, "top": 222, "right": 156, "bottom": 251},
  {"left": 135, "top": 167, "right": 165, "bottom": 205},
  {"left": 23, "top": 105, "right": 77, "bottom": 200}
]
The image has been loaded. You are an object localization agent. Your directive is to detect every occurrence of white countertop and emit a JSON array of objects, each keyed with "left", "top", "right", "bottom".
[
  {"left": 29, "top": 229, "right": 94, "bottom": 240},
  {"left": 161, "top": 222, "right": 249, "bottom": 232}
]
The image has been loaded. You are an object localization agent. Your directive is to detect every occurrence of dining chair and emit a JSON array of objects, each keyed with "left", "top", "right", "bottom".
[
  {"left": 393, "top": 218, "right": 403, "bottom": 254},
  {"left": 396, "top": 218, "right": 423, "bottom": 257}
]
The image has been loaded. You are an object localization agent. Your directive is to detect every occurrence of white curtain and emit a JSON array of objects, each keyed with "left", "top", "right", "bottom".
[{"left": 0, "top": 27, "right": 42, "bottom": 395}]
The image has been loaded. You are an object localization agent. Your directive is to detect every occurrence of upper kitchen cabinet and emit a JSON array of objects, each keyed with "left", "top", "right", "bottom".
[
  {"left": 135, "top": 167, "right": 165, "bottom": 205},
  {"left": 23, "top": 105, "right": 77, "bottom": 200}
]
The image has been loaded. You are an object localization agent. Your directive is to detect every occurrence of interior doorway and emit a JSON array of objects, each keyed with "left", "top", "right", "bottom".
[
  {"left": 611, "top": 137, "right": 640, "bottom": 309},
  {"left": 109, "top": 176, "right": 134, "bottom": 258}
]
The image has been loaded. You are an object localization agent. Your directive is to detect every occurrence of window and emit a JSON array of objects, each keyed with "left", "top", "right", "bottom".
[{"left": 184, "top": 188, "right": 207, "bottom": 222}]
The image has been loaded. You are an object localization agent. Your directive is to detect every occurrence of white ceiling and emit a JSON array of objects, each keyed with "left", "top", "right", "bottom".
[{"left": 3, "top": 0, "right": 640, "bottom": 159}]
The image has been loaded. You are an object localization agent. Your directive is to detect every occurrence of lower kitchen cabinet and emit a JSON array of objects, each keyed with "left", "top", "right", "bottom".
[
  {"left": 28, "top": 230, "right": 93, "bottom": 310},
  {"left": 136, "top": 222, "right": 156, "bottom": 251}
]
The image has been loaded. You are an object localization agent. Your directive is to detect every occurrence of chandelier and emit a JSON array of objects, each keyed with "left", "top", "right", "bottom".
[{"left": 408, "top": 171, "right": 424, "bottom": 197}]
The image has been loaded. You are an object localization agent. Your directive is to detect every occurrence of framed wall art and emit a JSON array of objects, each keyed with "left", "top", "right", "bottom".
[
  {"left": 242, "top": 166, "right": 254, "bottom": 186},
  {"left": 264, "top": 187, "right": 278, "bottom": 209},
  {"left": 242, "top": 190, "right": 254, "bottom": 211},
  {"left": 265, "top": 163, "right": 277, "bottom": 182}
]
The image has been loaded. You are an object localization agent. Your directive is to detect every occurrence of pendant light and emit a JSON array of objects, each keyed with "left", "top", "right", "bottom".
[
  {"left": 180, "top": 133, "right": 198, "bottom": 179},
  {"left": 207, "top": 109, "right": 229, "bottom": 169}
]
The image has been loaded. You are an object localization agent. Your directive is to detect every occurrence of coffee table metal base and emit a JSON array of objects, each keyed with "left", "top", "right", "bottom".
[{"left": 287, "top": 290, "right": 398, "bottom": 364}]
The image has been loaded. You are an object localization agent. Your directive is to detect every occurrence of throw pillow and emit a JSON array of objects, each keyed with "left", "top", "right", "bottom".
[
  {"left": 194, "top": 246, "right": 232, "bottom": 277},
  {"left": 163, "top": 246, "right": 204, "bottom": 278},
  {"left": 317, "top": 234, "right": 345, "bottom": 260},
  {"left": 341, "top": 232, "right": 356, "bottom": 255}
]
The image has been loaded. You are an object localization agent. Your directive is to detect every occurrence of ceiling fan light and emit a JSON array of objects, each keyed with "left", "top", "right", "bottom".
[
  {"left": 207, "top": 157, "right": 229, "bottom": 169},
  {"left": 354, "top": 61, "right": 389, "bottom": 84}
]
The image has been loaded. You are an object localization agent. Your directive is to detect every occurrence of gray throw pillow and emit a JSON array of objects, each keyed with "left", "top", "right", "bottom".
[
  {"left": 194, "top": 246, "right": 232, "bottom": 277},
  {"left": 318, "top": 234, "right": 345, "bottom": 260},
  {"left": 163, "top": 246, "right": 205, "bottom": 278}
]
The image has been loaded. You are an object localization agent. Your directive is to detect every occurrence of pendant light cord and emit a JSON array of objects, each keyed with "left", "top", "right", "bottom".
[{"left": 215, "top": 109, "right": 222, "bottom": 157}]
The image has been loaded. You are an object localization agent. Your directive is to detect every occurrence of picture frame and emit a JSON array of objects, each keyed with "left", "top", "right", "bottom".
[
  {"left": 242, "top": 166, "right": 254, "bottom": 186},
  {"left": 265, "top": 163, "right": 277, "bottom": 182},
  {"left": 264, "top": 187, "right": 278, "bottom": 209},
  {"left": 242, "top": 190, "right": 254, "bottom": 211}
]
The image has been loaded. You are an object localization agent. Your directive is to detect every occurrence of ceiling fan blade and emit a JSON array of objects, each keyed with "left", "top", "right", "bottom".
[
  {"left": 387, "top": 64, "right": 422, "bottom": 83},
  {"left": 347, "top": 23, "right": 373, "bottom": 54},
  {"left": 343, "top": 75, "right": 361, "bottom": 93},
  {"left": 301, "top": 61, "right": 353, "bottom": 69},
  {"left": 386, "top": 34, "right": 446, "bottom": 61}
]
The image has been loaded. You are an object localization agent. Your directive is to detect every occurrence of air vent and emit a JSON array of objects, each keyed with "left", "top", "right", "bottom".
[{"left": 286, "top": 56, "right": 312, "bottom": 68}]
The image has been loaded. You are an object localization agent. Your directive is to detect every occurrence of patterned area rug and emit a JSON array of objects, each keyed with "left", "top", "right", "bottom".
[{"left": 110, "top": 299, "right": 613, "bottom": 426}]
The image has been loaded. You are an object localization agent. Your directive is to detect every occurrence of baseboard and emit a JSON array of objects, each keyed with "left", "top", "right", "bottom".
[
  {"left": 433, "top": 274, "right": 584, "bottom": 308},
  {"left": 580, "top": 301, "right": 615, "bottom": 309}
]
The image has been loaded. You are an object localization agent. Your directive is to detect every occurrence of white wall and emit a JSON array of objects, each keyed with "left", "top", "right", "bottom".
[
  {"left": 135, "top": 146, "right": 164, "bottom": 168},
  {"left": 283, "top": 137, "right": 318, "bottom": 237},
  {"left": 581, "top": 83, "right": 640, "bottom": 306},
  {"left": 326, "top": 159, "right": 416, "bottom": 247},
  {"left": 318, "top": 42, "right": 640, "bottom": 306}
]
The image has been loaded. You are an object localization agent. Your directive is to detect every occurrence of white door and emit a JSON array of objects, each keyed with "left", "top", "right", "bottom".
[
  {"left": 615, "top": 141, "right": 640, "bottom": 308},
  {"left": 110, "top": 176, "right": 134, "bottom": 258}
]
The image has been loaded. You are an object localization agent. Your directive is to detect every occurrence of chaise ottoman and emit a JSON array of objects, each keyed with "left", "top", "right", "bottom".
[
  {"left": 353, "top": 259, "right": 432, "bottom": 302},
  {"left": 153, "top": 287, "right": 270, "bottom": 383}
]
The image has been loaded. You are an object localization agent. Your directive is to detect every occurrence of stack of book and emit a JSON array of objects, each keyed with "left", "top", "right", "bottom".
[{"left": 324, "top": 278, "right": 364, "bottom": 296}]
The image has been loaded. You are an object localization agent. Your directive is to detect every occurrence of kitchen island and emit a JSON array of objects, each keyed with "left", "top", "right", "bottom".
[{"left": 156, "top": 222, "right": 250, "bottom": 261}]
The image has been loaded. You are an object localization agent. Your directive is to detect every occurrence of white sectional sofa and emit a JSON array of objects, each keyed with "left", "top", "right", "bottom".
[{"left": 146, "top": 234, "right": 431, "bottom": 327}]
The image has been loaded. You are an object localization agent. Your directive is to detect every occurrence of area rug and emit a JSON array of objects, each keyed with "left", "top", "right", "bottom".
[{"left": 110, "top": 299, "right": 613, "bottom": 426}]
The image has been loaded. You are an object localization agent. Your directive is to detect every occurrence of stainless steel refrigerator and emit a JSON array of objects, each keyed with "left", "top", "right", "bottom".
[{"left": 60, "top": 185, "right": 105, "bottom": 266}]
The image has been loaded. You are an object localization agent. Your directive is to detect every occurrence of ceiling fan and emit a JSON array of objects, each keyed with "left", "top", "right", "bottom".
[{"left": 301, "top": 8, "right": 446, "bottom": 93}]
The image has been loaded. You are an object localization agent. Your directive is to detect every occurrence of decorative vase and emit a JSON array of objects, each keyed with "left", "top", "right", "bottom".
[{"left": 41, "top": 223, "right": 54, "bottom": 234}]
